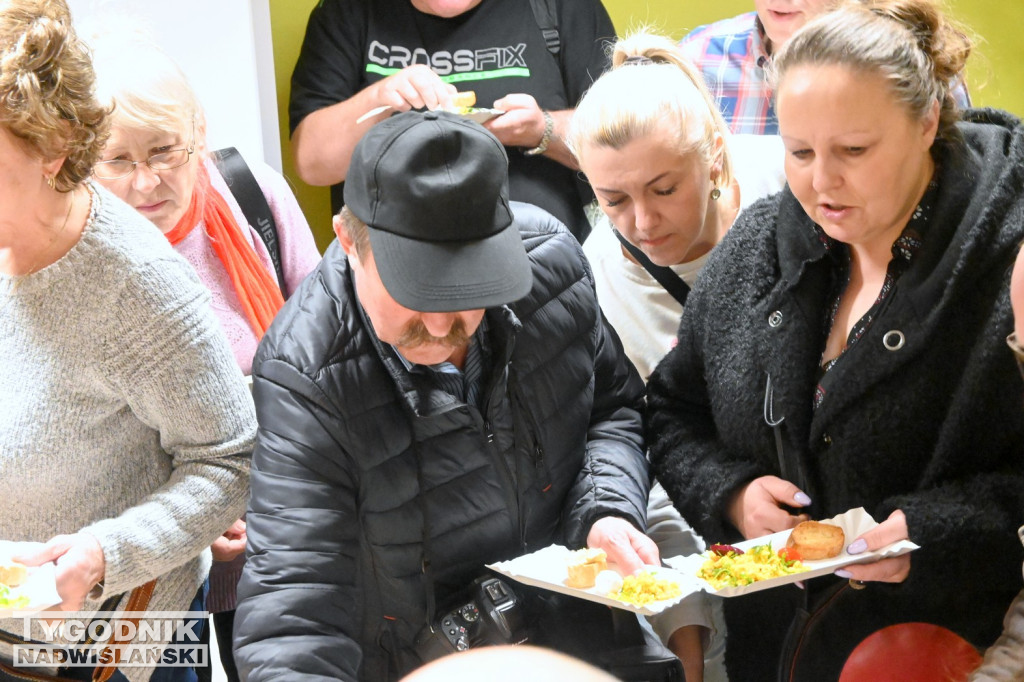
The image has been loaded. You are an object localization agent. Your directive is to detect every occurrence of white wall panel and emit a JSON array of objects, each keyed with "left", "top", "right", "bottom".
[{"left": 67, "top": 0, "right": 281, "bottom": 170}]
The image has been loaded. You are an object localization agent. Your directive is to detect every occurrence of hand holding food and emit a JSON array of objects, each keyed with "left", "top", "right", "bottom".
[
  {"left": 585, "top": 515, "right": 660, "bottom": 577},
  {"left": 563, "top": 545, "right": 683, "bottom": 609},
  {"left": 15, "top": 532, "right": 105, "bottom": 611},
  {"left": 374, "top": 64, "right": 457, "bottom": 113},
  {"left": 726, "top": 475, "right": 812, "bottom": 539},
  {"left": 834, "top": 509, "right": 912, "bottom": 585},
  {"left": 485, "top": 93, "right": 551, "bottom": 149}
]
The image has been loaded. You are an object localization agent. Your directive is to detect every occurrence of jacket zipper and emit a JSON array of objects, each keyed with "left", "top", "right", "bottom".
[{"left": 482, "top": 358, "right": 527, "bottom": 551}]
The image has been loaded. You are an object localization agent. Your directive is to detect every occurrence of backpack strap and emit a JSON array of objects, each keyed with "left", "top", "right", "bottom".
[
  {"left": 612, "top": 229, "right": 691, "bottom": 307},
  {"left": 209, "top": 147, "right": 285, "bottom": 292},
  {"left": 528, "top": 0, "right": 560, "bottom": 58}
]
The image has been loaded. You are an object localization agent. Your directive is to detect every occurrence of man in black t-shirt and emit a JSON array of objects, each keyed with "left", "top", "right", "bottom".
[{"left": 288, "top": 0, "right": 616, "bottom": 242}]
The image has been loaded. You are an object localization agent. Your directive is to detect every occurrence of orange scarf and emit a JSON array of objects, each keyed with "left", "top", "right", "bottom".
[{"left": 164, "top": 165, "right": 284, "bottom": 337}]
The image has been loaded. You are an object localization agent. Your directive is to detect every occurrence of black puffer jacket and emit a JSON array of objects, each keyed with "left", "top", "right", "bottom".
[
  {"left": 235, "top": 202, "right": 649, "bottom": 681},
  {"left": 647, "top": 110, "right": 1024, "bottom": 681}
]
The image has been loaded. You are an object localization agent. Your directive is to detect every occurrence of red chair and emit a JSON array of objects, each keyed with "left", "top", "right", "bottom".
[{"left": 839, "top": 623, "right": 982, "bottom": 682}]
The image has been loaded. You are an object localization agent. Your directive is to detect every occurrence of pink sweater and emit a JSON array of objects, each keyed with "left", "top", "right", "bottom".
[
  {"left": 179, "top": 159, "right": 320, "bottom": 614},
  {"left": 173, "top": 158, "right": 321, "bottom": 374}
]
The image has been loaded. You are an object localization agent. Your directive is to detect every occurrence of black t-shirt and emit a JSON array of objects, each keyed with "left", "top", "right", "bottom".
[{"left": 290, "top": 0, "right": 616, "bottom": 240}]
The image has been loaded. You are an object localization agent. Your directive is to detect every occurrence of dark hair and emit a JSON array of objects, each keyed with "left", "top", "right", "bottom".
[
  {"left": 0, "top": 0, "right": 110, "bottom": 190},
  {"left": 771, "top": 0, "right": 971, "bottom": 144}
]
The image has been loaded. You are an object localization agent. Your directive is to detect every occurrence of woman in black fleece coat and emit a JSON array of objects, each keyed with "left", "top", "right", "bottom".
[{"left": 646, "top": 1, "right": 1024, "bottom": 680}]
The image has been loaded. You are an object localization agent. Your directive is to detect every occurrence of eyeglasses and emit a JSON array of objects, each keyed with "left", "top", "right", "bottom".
[
  {"left": 1009, "top": 332, "right": 1024, "bottom": 380},
  {"left": 93, "top": 141, "right": 195, "bottom": 180}
]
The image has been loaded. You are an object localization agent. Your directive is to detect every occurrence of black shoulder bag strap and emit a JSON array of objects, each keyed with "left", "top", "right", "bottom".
[
  {"left": 209, "top": 147, "right": 285, "bottom": 292},
  {"left": 528, "top": 0, "right": 560, "bottom": 58},
  {"left": 612, "top": 229, "right": 691, "bottom": 307}
]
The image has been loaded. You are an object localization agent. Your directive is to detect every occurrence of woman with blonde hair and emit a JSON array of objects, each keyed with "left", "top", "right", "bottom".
[
  {"left": 0, "top": 1, "right": 253, "bottom": 681},
  {"left": 89, "top": 35, "right": 321, "bottom": 375},
  {"left": 568, "top": 29, "right": 785, "bottom": 381},
  {"left": 567, "top": 28, "right": 787, "bottom": 682},
  {"left": 88, "top": 35, "right": 321, "bottom": 682},
  {"left": 645, "top": 0, "right": 1024, "bottom": 678}
]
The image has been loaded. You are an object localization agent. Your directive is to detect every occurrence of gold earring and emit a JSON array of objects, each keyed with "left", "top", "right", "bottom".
[
  {"left": 710, "top": 187, "right": 721, "bottom": 201},
  {"left": 45, "top": 175, "right": 56, "bottom": 190}
]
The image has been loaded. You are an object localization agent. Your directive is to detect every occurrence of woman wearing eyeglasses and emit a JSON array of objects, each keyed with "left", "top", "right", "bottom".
[
  {"left": 89, "top": 36, "right": 320, "bottom": 682},
  {"left": 0, "top": 2, "right": 254, "bottom": 681},
  {"left": 91, "top": 38, "right": 321, "bottom": 377}
]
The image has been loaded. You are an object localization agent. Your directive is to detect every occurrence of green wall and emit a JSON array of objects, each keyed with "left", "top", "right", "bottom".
[{"left": 269, "top": 0, "right": 1024, "bottom": 250}]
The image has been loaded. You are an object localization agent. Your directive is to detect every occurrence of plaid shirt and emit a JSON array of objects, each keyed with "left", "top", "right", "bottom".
[
  {"left": 680, "top": 12, "right": 972, "bottom": 136},
  {"left": 679, "top": 12, "right": 776, "bottom": 135}
]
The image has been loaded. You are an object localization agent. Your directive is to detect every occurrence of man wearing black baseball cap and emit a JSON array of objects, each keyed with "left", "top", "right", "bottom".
[{"left": 235, "top": 111, "right": 668, "bottom": 681}]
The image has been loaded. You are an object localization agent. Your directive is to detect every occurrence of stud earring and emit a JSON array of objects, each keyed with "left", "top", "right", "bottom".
[
  {"left": 45, "top": 175, "right": 56, "bottom": 190},
  {"left": 710, "top": 187, "right": 721, "bottom": 201}
]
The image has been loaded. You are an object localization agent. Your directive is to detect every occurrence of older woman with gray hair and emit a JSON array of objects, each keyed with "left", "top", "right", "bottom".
[
  {"left": 87, "top": 37, "right": 320, "bottom": 681},
  {"left": 645, "top": 0, "right": 1024, "bottom": 679},
  {"left": 0, "top": 1, "right": 253, "bottom": 681}
]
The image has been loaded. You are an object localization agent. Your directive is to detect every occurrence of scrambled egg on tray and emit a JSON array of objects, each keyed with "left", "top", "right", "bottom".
[
  {"left": 608, "top": 571, "right": 682, "bottom": 606},
  {"left": 698, "top": 544, "right": 808, "bottom": 589}
]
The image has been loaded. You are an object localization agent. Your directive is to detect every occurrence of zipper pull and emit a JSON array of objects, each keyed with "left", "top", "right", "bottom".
[{"left": 535, "top": 445, "right": 552, "bottom": 492}]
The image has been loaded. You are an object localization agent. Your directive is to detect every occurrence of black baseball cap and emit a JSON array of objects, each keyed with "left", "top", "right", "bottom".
[{"left": 344, "top": 110, "right": 533, "bottom": 312}]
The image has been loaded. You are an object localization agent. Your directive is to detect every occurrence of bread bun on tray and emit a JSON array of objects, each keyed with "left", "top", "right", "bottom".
[
  {"left": 786, "top": 521, "right": 845, "bottom": 560},
  {"left": 566, "top": 548, "right": 607, "bottom": 589},
  {"left": 0, "top": 562, "right": 28, "bottom": 587}
]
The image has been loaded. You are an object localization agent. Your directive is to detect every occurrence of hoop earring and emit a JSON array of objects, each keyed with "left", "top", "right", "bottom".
[
  {"left": 45, "top": 175, "right": 56, "bottom": 190},
  {"left": 710, "top": 187, "right": 721, "bottom": 201}
]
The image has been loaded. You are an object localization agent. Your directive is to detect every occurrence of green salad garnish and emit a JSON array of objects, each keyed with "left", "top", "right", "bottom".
[{"left": 0, "top": 583, "right": 29, "bottom": 610}]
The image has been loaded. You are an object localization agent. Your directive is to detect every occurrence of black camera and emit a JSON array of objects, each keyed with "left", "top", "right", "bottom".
[
  {"left": 414, "top": 576, "right": 683, "bottom": 681},
  {"left": 416, "top": 576, "right": 528, "bottom": 658}
]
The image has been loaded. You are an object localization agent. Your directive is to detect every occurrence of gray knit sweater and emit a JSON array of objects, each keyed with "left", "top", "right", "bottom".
[{"left": 0, "top": 184, "right": 254, "bottom": 681}]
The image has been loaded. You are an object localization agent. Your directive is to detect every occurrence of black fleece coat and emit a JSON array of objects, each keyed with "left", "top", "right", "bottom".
[
  {"left": 234, "top": 203, "right": 649, "bottom": 682},
  {"left": 647, "top": 110, "right": 1024, "bottom": 682}
]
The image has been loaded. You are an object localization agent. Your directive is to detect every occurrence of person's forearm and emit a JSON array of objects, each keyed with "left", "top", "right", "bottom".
[
  {"left": 668, "top": 625, "right": 708, "bottom": 682},
  {"left": 542, "top": 109, "right": 579, "bottom": 170},
  {"left": 292, "top": 85, "right": 389, "bottom": 187}
]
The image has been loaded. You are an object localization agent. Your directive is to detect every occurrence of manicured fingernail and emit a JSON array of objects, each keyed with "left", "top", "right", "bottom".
[
  {"left": 794, "top": 491, "right": 812, "bottom": 506},
  {"left": 847, "top": 539, "right": 867, "bottom": 555},
  {"left": 834, "top": 569, "right": 853, "bottom": 579}
]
